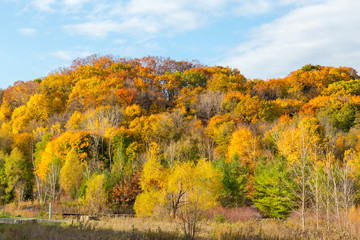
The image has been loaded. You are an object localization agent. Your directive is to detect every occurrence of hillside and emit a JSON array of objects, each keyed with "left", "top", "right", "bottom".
[{"left": 1, "top": 55, "right": 360, "bottom": 238}]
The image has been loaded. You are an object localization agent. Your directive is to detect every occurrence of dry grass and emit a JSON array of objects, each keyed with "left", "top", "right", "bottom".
[
  {"left": 1, "top": 216, "right": 359, "bottom": 240},
  {"left": 97, "top": 216, "right": 183, "bottom": 235},
  {"left": 0, "top": 221, "right": 181, "bottom": 240},
  {"left": 2, "top": 205, "right": 360, "bottom": 239},
  {"left": 1, "top": 202, "right": 42, "bottom": 218},
  {"left": 207, "top": 206, "right": 261, "bottom": 223}
]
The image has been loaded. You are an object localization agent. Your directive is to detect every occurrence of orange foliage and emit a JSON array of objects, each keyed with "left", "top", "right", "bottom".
[
  {"left": 116, "top": 88, "right": 137, "bottom": 105},
  {"left": 112, "top": 172, "right": 142, "bottom": 206}
]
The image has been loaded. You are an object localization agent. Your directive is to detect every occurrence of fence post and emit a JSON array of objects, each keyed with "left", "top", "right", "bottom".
[{"left": 49, "top": 202, "right": 52, "bottom": 220}]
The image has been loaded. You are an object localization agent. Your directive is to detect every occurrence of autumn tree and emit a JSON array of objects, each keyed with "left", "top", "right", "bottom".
[
  {"left": 227, "top": 126, "right": 261, "bottom": 168},
  {"left": 168, "top": 159, "right": 222, "bottom": 239},
  {"left": 134, "top": 142, "right": 168, "bottom": 217},
  {"left": 1, "top": 80, "right": 40, "bottom": 120},
  {"left": 206, "top": 114, "right": 236, "bottom": 156},
  {"left": 207, "top": 66, "right": 247, "bottom": 93},
  {"left": 85, "top": 106, "right": 122, "bottom": 170},
  {"left": 84, "top": 173, "right": 108, "bottom": 214},
  {"left": 11, "top": 94, "right": 50, "bottom": 134},
  {"left": 112, "top": 171, "right": 141, "bottom": 208},
  {"left": 33, "top": 132, "right": 53, "bottom": 203},
  {"left": 4, "top": 148, "right": 33, "bottom": 204},
  {"left": 59, "top": 149, "right": 84, "bottom": 197}
]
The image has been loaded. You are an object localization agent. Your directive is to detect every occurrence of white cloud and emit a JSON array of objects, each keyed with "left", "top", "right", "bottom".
[
  {"left": 221, "top": 0, "right": 360, "bottom": 79},
  {"left": 63, "top": 0, "right": 227, "bottom": 38},
  {"left": 231, "top": 0, "right": 325, "bottom": 16},
  {"left": 62, "top": 0, "right": 90, "bottom": 7},
  {"left": 32, "top": 0, "right": 55, "bottom": 12},
  {"left": 113, "top": 39, "right": 126, "bottom": 45},
  {"left": 63, "top": 21, "right": 123, "bottom": 38},
  {"left": 27, "top": 0, "right": 327, "bottom": 40},
  {"left": 62, "top": 0, "right": 324, "bottom": 39},
  {"left": 50, "top": 50, "right": 91, "bottom": 61},
  {"left": 18, "top": 28, "right": 36, "bottom": 36},
  {"left": 233, "top": 0, "right": 272, "bottom": 16},
  {"left": 28, "top": 0, "right": 316, "bottom": 40}
]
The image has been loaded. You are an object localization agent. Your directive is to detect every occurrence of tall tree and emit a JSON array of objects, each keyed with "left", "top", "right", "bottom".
[{"left": 4, "top": 148, "right": 33, "bottom": 204}]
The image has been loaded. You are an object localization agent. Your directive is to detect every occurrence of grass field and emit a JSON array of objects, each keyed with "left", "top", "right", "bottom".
[
  {"left": 0, "top": 215, "right": 359, "bottom": 240},
  {"left": 1, "top": 203, "right": 360, "bottom": 239}
]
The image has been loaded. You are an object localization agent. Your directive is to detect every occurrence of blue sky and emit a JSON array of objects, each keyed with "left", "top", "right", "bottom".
[{"left": 1, "top": 0, "right": 359, "bottom": 89}]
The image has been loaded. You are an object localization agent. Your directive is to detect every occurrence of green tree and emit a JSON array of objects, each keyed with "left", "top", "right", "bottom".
[
  {"left": 4, "top": 148, "right": 33, "bottom": 204},
  {"left": 0, "top": 151, "right": 12, "bottom": 204},
  {"left": 213, "top": 155, "right": 250, "bottom": 207},
  {"left": 253, "top": 156, "right": 295, "bottom": 219}
]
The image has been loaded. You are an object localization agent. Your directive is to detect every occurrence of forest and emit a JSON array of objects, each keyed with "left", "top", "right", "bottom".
[{"left": 1, "top": 55, "right": 360, "bottom": 239}]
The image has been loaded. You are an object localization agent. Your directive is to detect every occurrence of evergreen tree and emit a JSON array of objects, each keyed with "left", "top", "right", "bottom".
[
  {"left": 253, "top": 156, "right": 295, "bottom": 219},
  {"left": 213, "top": 154, "right": 250, "bottom": 207}
]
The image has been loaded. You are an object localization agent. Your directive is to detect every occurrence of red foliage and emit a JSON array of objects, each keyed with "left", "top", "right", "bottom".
[{"left": 111, "top": 172, "right": 142, "bottom": 207}]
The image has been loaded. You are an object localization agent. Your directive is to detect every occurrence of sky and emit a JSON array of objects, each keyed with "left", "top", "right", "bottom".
[{"left": 1, "top": 0, "right": 359, "bottom": 89}]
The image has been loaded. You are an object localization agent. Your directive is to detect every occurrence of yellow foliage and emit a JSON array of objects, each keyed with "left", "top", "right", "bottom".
[
  {"left": 0, "top": 101, "right": 12, "bottom": 120},
  {"left": 11, "top": 105, "right": 30, "bottom": 134},
  {"left": 33, "top": 127, "right": 48, "bottom": 140},
  {"left": 85, "top": 173, "right": 107, "bottom": 214},
  {"left": 206, "top": 115, "right": 235, "bottom": 156},
  {"left": 134, "top": 142, "right": 168, "bottom": 217},
  {"left": 270, "top": 116, "right": 323, "bottom": 165},
  {"left": 134, "top": 191, "right": 158, "bottom": 217},
  {"left": 139, "top": 142, "right": 167, "bottom": 191},
  {"left": 166, "top": 159, "right": 222, "bottom": 221},
  {"left": 36, "top": 140, "right": 58, "bottom": 180},
  {"left": 233, "top": 95, "right": 262, "bottom": 124},
  {"left": 274, "top": 98, "right": 304, "bottom": 116},
  {"left": 227, "top": 126, "right": 261, "bottom": 167},
  {"left": 26, "top": 94, "right": 49, "bottom": 121},
  {"left": 66, "top": 111, "right": 84, "bottom": 131},
  {"left": 36, "top": 132, "right": 73, "bottom": 180},
  {"left": 135, "top": 152, "right": 222, "bottom": 219},
  {"left": 59, "top": 150, "right": 84, "bottom": 194},
  {"left": 11, "top": 94, "right": 50, "bottom": 134},
  {"left": 128, "top": 115, "right": 161, "bottom": 143},
  {"left": 344, "top": 149, "right": 359, "bottom": 179},
  {"left": 124, "top": 104, "right": 143, "bottom": 121},
  {"left": 51, "top": 122, "right": 62, "bottom": 136}
]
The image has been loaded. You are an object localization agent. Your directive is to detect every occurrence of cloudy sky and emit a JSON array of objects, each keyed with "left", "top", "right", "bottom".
[{"left": 0, "top": 0, "right": 359, "bottom": 89}]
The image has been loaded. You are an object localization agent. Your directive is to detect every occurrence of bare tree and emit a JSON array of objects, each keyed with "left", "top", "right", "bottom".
[
  {"left": 195, "top": 91, "right": 225, "bottom": 120},
  {"left": 46, "top": 157, "right": 61, "bottom": 201}
]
